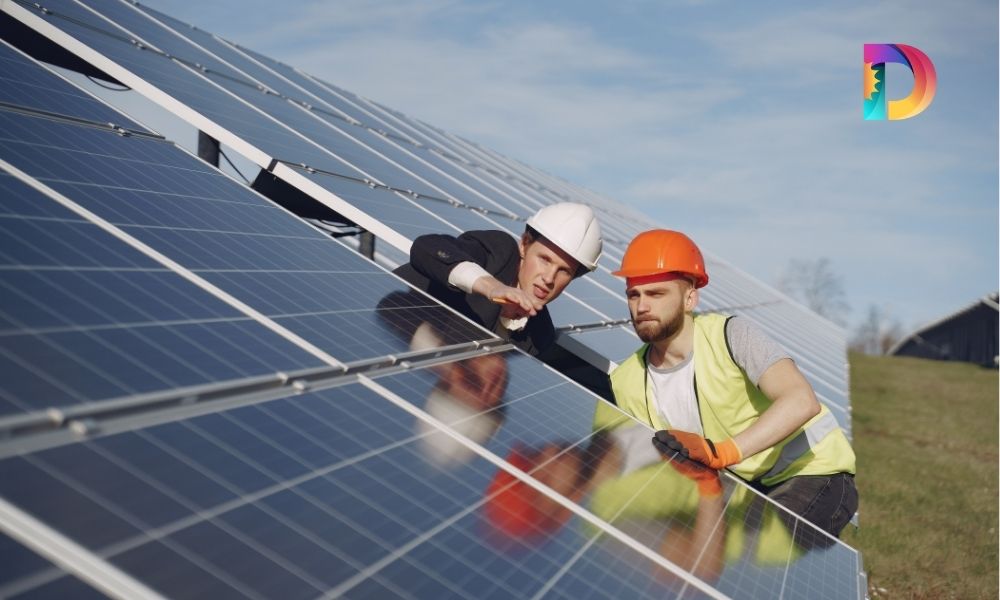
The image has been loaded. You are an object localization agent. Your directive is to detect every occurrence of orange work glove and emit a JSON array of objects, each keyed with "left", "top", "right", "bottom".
[
  {"left": 652, "top": 429, "right": 743, "bottom": 471},
  {"left": 665, "top": 455, "right": 724, "bottom": 497}
]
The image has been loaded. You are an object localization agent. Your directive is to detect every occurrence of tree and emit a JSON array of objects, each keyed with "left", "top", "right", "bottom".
[
  {"left": 850, "top": 304, "right": 904, "bottom": 355},
  {"left": 776, "top": 258, "right": 850, "bottom": 326}
]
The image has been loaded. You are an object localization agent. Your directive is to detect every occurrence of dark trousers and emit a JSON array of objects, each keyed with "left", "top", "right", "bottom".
[{"left": 753, "top": 473, "right": 858, "bottom": 541}]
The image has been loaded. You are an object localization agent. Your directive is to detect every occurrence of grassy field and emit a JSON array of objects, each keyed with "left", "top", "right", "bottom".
[{"left": 841, "top": 352, "right": 998, "bottom": 599}]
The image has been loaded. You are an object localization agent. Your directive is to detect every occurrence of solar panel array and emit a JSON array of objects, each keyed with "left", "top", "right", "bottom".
[
  {"left": 0, "top": 2, "right": 863, "bottom": 598},
  {"left": 0, "top": 0, "right": 851, "bottom": 436}
]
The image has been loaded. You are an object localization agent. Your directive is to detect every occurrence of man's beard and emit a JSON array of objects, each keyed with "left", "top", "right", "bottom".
[{"left": 633, "top": 310, "right": 685, "bottom": 343}]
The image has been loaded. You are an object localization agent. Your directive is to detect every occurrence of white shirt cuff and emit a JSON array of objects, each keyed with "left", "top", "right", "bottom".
[
  {"left": 499, "top": 315, "right": 528, "bottom": 332},
  {"left": 448, "top": 261, "right": 491, "bottom": 294}
]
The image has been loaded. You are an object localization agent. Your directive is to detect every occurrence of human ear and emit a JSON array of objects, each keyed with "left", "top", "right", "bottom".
[{"left": 685, "top": 287, "right": 699, "bottom": 311}]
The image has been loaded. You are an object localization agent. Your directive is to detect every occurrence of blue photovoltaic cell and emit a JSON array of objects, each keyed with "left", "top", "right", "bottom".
[
  {"left": 293, "top": 166, "right": 510, "bottom": 242},
  {"left": 14, "top": 0, "right": 365, "bottom": 179},
  {"left": 0, "top": 3, "right": 520, "bottom": 365},
  {"left": 100, "top": 2, "right": 546, "bottom": 230},
  {"left": 0, "top": 3, "right": 862, "bottom": 598},
  {"left": 258, "top": 64, "right": 580, "bottom": 235},
  {"left": 550, "top": 277, "right": 628, "bottom": 324},
  {"left": 375, "top": 351, "right": 598, "bottom": 451},
  {"left": 13, "top": 1, "right": 535, "bottom": 244},
  {"left": 11, "top": 0, "right": 648, "bottom": 333},
  {"left": 0, "top": 351, "right": 860, "bottom": 598},
  {"left": 371, "top": 352, "right": 862, "bottom": 599},
  {"left": 0, "top": 171, "right": 322, "bottom": 416},
  {"left": 282, "top": 90, "right": 640, "bottom": 298},
  {"left": 0, "top": 533, "right": 109, "bottom": 599},
  {"left": 0, "top": 108, "right": 488, "bottom": 364},
  {"left": 565, "top": 326, "right": 642, "bottom": 364},
  {"left": 543, "top": 291, "right": 616, "bottom": 328},
  {"left": 35, "top": 0, "right": 473, "bottom": 205},
  {"left": 0, "top": 39, "right": 149, "bottom": 133},
  {"left": 0, "top": 381, "right": 693, "bottom": 599}
]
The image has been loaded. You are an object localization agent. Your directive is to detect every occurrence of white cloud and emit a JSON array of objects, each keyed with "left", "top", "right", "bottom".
[
  {"left": 698, "top": 0, "right": 996, "bottom": 76},
  {"left": 138, "top": 0, "right": 997, "bottom": 330},
  {"left": 288, "top": 23, "right": 740, "bottom": 175}
]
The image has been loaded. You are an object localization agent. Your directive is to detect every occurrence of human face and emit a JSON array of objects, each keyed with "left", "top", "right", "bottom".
[
  {"left": 626, "top": 275, "right": 696, "bottom": 343},
  {"left": 533, "top": 445, "right": 586, "bottom": 496},
  {"left": 441, "top": 354, "right": 509, "bottom": 411},
  {"left": 517, "top": 236, "right": 579, "bottom": 306}
]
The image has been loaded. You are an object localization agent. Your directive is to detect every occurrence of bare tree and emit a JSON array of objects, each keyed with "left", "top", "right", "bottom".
[
  {"left": 850, "top": 304, "right": 904, "bottom": 355},
  {"left": 776, "top": 258, "right": 850, "bottom": 325}
]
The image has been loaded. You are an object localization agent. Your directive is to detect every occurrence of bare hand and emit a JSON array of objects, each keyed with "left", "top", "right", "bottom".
[{"left": 488, "top": 284, "right": 541, "bottom": 319}]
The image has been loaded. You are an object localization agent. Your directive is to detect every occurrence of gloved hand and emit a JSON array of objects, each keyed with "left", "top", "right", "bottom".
[
  {"left": 652, "top": 430, "right": 743, "bottom": 470},
  {"left": 665, "top": 455, "right": 724, "bottom": 497}
]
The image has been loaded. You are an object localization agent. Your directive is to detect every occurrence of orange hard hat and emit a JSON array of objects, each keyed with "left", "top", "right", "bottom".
[
  {"left": 612, "top": 229, "right": 709, "bottom": 288},
  {"left": 482, "top": 447, "right": 571, "bottom": 540}
]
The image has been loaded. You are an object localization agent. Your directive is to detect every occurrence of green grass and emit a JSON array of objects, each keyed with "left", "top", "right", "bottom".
[{"left": 840, "top": 352, "right": 998, "bottom": 599}]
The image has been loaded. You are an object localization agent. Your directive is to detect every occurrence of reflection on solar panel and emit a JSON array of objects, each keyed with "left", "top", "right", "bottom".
[
  {"left": 0, "top": 5, "right": 864, "bottom": 599},
  {"left": 0, "top": 0, "right": 853, "bottom": 436}
]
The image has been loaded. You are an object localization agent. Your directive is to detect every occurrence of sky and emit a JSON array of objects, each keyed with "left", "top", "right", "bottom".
[{"left": 133, "top": 0, "right": 998, "bottom": 333}]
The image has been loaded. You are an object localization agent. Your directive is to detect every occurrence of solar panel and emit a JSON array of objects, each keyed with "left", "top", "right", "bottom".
[
  {"left": 133, "top": 13, "right": 640, "bottom": 313},
  {"left": 3, "top": 0, "right": 510, "bottom": 241},
  {"left": 375, "top": 352, "right": 863, "bottom": 596},
  {"left": 561, "top": 326, "right": 647, "bottom": 365},
  {"left": 1, "top": 352, "right": 863, "bottom": 599},
  {"left": 0, "top": 166, "right": 334, "bottom": 418},
  {"left": 3, "top": 0, "right": 631, "bottom": 342},
  {"left": 1, "top": 531, "right": 113, "bottom": 599},
  {"left": 0, "top": 38, "right": 147, "bottom": 134},
  {"left": 0, "top": 104, "right": 488, "bottom": 366},
  {"left": 0, "top": 6, "right": 864, "bottom": 598}
]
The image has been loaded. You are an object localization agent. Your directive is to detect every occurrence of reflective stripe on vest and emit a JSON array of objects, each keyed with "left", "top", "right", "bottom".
[
  {"left": 757, "top": 411, "right": 840, "bottom": 482},
  {"left": 610, "top": 312, "right": 855, "bottom": 483}
]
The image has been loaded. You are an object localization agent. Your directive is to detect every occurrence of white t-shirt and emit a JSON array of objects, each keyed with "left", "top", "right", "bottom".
[
  {"left": 647, "top": 316, "right": 790, "bottom": 434},
  {"left": 649, "top": 354, "right": 702, "bottom": 434}
]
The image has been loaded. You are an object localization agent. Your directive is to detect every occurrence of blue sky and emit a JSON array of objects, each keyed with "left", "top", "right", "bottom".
[{"left": 141, "top": 0, "right": 998, "bottom": 332}]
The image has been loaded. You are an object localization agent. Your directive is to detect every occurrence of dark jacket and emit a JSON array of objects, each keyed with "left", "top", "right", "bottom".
[{"left": 393, "top": 230, "right": 556, "bottom": 357}]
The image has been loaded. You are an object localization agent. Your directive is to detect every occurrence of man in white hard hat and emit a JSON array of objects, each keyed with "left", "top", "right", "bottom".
[{"left": 393, "top": 203, "right": 603, "bottom": 357}]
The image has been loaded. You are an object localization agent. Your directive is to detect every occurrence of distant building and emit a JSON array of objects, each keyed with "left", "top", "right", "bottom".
[{"left": 889, "top": 293, "right": 999, "bottom": 367}]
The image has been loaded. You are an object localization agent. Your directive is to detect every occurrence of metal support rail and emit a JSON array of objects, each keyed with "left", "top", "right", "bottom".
[
  {"left": 0, "top": 337, "right": 510, "bottom": 456},
  {"left": 275, "top": 159, "right": 522, "bottom": 221},
  {"left": 0, "top": 99, "right": 165, "bottom": 140},
  {"left": 555, "top": 318, "right": 634, "bottom": 334}
]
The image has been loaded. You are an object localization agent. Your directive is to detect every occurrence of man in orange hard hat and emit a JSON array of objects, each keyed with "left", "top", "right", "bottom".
[{"left": 609, "top": 229, "right": 857, "bottom": 538}]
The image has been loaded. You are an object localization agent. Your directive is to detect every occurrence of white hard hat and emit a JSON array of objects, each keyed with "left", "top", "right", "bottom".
[
  {"left": 526, "top": 202, "right": 603, "bottom": 272},
  {"left": 416, "top": 387, "right": 503, "bottom": 468}
]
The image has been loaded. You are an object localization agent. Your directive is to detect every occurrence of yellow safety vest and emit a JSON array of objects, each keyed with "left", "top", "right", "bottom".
[
  {"left": 608, "top": 313, "right": 856, "bottom": 486},
  {"left": 588, "top": 465, "right": 804, "bottom": 566}
]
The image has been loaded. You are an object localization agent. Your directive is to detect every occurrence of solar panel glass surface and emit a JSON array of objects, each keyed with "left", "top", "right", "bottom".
[
  {"left": 0, "top": 108, "right": 489, "bottom": 366},
  {"left": 0, "top": 380, "right": 711, "bottom": 599},
  {"left": 0, "top": 5, "right": 861, "bottom": 597},
  {"left": 0, "top": 168, "right": 323, "bottom": 417},
  {"left": 0, "top": 532, "right": 111, "bottom": 599},
  {"left": 0, "top": 39, "right": 148, "bottom": 133}
]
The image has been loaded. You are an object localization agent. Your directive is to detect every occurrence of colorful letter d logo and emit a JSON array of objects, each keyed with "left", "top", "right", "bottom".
[{"left": 864, "top": 44, "right": 937, "bottom": 120}]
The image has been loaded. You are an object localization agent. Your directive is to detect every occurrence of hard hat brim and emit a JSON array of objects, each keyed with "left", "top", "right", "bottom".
[{"left": 612, "top": 267, "right": 709, "bottom": 288}]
